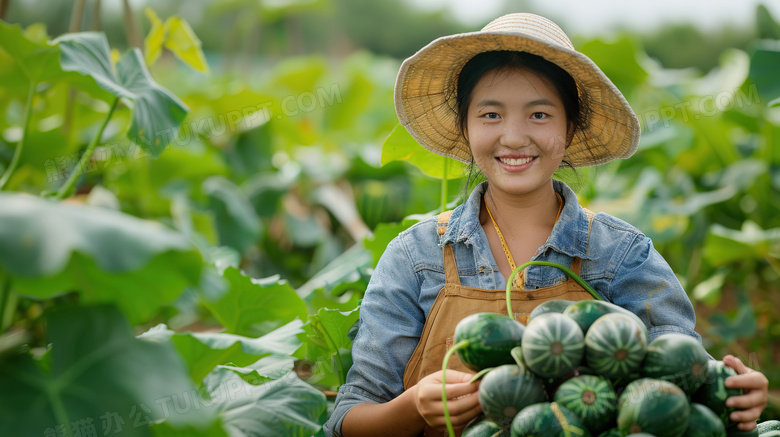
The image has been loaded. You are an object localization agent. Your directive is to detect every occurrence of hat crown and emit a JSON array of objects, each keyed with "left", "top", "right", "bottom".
[{"left": 481, "top": 13, "right": 574, "bottom": 51}]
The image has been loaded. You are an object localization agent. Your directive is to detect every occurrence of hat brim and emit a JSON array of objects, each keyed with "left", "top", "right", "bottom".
[{"left": 394, "top": 31, "right": 640, "bottom": 167}]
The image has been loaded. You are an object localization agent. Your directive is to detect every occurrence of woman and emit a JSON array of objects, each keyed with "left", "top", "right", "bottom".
[{"left": 324, "top": 13, "right": 769, "bottom": 437}]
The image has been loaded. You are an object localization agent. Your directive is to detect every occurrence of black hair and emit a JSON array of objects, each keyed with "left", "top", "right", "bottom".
[{"left": 452, "top": 51, "right": 594, "bottom": 196}]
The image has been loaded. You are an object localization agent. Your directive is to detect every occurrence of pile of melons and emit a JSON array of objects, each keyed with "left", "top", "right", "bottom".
[{"left": 441, "top": 299, "right": 778, "bottom": 437}]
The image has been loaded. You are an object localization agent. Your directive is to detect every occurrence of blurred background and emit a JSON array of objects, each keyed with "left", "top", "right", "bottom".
[{"left": 1, "top": 0, "right": 779, "bottom": 433}]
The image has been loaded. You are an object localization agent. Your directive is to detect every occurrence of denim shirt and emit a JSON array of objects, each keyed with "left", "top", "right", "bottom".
[{"left": 323, "top": 179, "right": 700, "bottom": 437}]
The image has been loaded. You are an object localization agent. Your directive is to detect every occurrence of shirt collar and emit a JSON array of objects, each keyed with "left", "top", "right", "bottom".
[{"left": 440, "top": 179, "right": 595, "bottom": 260}]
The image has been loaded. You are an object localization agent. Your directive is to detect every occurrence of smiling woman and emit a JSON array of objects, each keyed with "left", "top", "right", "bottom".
[{"left": 326, "top": 12, "right": 770, "bottom": 437}]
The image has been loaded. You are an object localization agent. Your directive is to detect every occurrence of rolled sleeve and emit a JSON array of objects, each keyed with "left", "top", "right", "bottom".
[
  {"left": 323, "top": 235, "right": 425, "bottom": 437},
  {"left": 605, "top": 234, "right": 702, "bottom": 344}
]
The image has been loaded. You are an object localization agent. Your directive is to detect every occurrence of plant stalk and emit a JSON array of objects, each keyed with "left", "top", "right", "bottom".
[
  {"left": 122, "top": 0, "right": 141, "bottom": 48},
  {"left": 0, "top": 0, "right": 10, "bottom": 21},
  {"left": 442, "top": 339, "right": 469, "bottom": 437},
  {"left": 55, "top": 98, "right": 118, "bottom": 199},
  {"left": 0, "top": 81, "right": 36, "bottom": 190},
  {"left": 69, "top": 0, "right": 85, "bottom": 32},
  {"left": 0, "top": 271, "right": 12, "bottom": 333},
  {"left": 440, "top": 159, "right": 448, "bottom": 212},
  {"left": 506, "top": 260, "right": 602, "bottom": 318}
]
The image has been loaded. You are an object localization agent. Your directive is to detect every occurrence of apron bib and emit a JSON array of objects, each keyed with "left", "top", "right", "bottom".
[{"left": 402, "top": 208, "right": 596, "bottom": 391}]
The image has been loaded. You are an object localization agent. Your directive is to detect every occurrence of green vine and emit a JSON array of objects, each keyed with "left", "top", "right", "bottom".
[
  {"left": 505, "top": 260, "right": 602, "bottom": 318},
  {"left": 0, "top": 81, "right": 36, "bottom": 190},
  {"left": 54, "top": 97, "right": 119, "bottom": 199}
]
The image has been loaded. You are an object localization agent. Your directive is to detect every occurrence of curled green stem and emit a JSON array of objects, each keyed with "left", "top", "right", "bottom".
[
  {"left": 505, "top": 260, "right": 602, "bottom": 318},
  {"left": 0, "top": 81, "right": 36, "bottom": 190},
  {"left": 55, "top": 97, "right": 119, "bottom": 199},
  {"left": 442, "top": 339, "right": 469, "bottom": 437}
]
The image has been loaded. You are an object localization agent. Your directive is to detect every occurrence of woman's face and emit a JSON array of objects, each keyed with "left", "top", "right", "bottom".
[{"left": 466, "top": 67, "right": 569, "bottom": 198}]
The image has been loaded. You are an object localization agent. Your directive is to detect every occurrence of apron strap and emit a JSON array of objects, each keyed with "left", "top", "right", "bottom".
[
  {"left": 442, "top": 245, "right": 461, "bottom": 286},
  {"left": 437, "top": 211, "right": 461, "bottom": 286}
]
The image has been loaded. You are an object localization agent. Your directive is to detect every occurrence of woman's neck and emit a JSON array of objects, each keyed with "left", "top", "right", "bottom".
[{"left": 480, "top": 181, "right": 561, "bottom": 236}]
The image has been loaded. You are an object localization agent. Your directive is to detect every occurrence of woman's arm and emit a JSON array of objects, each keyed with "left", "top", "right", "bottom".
[
  {"left": 722, "top": 354, "right": 769, "bottom": 431},
  {"left": 342, "top": 370, "right": 482, "bottom": 437}
]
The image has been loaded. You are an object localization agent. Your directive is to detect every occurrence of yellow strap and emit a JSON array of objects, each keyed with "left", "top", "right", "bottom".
[{"left": 485, "top": 192, "right": 563, "bottom": 289}]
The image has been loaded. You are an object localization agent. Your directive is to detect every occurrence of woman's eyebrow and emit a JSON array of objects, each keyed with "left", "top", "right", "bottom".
[
  {"left": 474, "top": 98, "right": 557, "bottom": 108},
  {"left": 474, "top": 99, "right": 505, "bottom": 108},
  {"left": 525, "top": 98, "right": 556, "bottom": 108}
]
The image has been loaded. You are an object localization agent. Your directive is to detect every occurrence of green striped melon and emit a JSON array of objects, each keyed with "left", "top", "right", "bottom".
[
  {"left": 692, "top": 361, "right": 743, "bottom": 429},
  {"left": 758, "top": 421, "right": 780, "bottom": 434},
  {"left": 685, "top": 403, "right": 726, "bottom": 437},
  {"left": 553, "top": 374, "right": 617, "bottom": 434},
  {"left": 618, "top": 378, "right": 690, "bottom": 437},
  {"left": 528, "top": 300, "right": 575, "bottom": 322},
  {"left": 521, "top": 313, "right": 584, "bottom": 380},
  {"left": 642, "top": 333, "right": 710, "bottom": 395},
  {"left": 463, "top": 418, "right": 509, "bottom": 437},
  {"left": 454, "top": 312, "right": 525, "bottom": 371},
  {"left": 597, "top": 429, "right": 621, "bottom": 437},
  {"left": 562, "top": 300, "right": 626, "bottom": 334},
  {"left": 510, "top": 402, "right": 592, "bottom": 437},
  {"left": 478, "top": 364, "right": 548, "bottom": 425},
  {"left": 584, "top": 313, "right": 647, "bottom": 382}
]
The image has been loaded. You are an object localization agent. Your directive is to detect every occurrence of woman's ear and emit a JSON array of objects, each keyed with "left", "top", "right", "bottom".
[{"left": 565, "top": 123, "right": 575, "bottom": 148}]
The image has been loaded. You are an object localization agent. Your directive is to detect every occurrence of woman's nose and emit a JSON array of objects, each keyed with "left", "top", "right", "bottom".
[{"left": 499, "top": 119, "right": 530, "bottom": 147}]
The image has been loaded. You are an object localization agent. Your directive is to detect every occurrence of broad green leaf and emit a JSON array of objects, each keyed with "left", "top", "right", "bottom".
[
  {"left": 692, "top": 272, "right": 726, "bottom": 307},
  {"left": 163, "top": 16, "right": 210, "bottom": 73},
  {"left": 138, "top": 319, "right": 304, "bottom": 384},
  {"left": 0, "top": 20, "right": 61, "bottom": 83},
  {"left": 703, "top": 221, "right": 780, "bottom": 266},
  {"left": 296, "top": 242, "right": 372, "bottom": 299},
  {"left": 0, "top": 305, "right": 215, "bottom": 436},
  {"left": 144, "top": 7, "right": 166, "bottom": 66},
  {"left": 0, "top": 193, "right": 202, "bottom": 325},
  {"left": 579, "top": 37, "right": 648, "bottom": 98},
  {"left": 363, "top": 213, "right": 428, "bottom": 266},
  {"left": 116, "top": 49, "right": 189, "bottom": 154},
  {"left": 200, "top": 266, "right": 308, "bottom": 338},
  {"left": 303, "top": 307, "right": 359, "bottom": 363},
  {"left": 202, "top": 176, "right": 262, "bottom": 255},
  {"left": 202, "top": 367, "right": 326, "bottom": 437},
  {"left": 55, "top": 32, "right": 189, "bottom": 156},
  {"left": 748, "top": 41, "right": 780, "bottom": 105},
  {"left": 381, "top": 124, "right": 467, "bottom": 179}
]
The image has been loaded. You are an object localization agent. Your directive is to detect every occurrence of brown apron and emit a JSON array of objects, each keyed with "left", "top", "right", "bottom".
[{"left": 402, "top": 208, "right": 596, "bottom": 391}]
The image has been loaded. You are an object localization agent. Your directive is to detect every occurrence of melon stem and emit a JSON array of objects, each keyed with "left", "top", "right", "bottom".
[{"left": 442, "top": 339, "right": 470, "bottom": 437}]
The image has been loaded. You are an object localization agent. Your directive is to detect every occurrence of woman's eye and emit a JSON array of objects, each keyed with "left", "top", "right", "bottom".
[
  {"left": 532, "top": 112, "right": 548, "bottom": 120},
  {"left": 484, "top": 112, "right": 500, "bottom": 119}
]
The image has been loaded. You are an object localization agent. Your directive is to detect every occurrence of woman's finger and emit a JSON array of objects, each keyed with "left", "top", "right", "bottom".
[
  {"left": 439, "top": 391, "right": 481, "bottom": 417},
  {"left": 726, "top": 372, "right": 769, "bottom": 391},
  {"left": 730, "top": 407, "right": 762, "bottom": 429},
  {"left": 726, "top": 388, "right": 768, "bottom": 410}
]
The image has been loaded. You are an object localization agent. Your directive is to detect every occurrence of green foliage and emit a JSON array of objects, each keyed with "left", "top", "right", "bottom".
[{"left": 1, "top": 2, "right": 780, "bottom": 434}]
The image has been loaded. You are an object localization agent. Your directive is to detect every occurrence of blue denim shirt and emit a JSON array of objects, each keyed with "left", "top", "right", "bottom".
[{"left": 323, "top": 179, "right": 700, "bottom": 436}]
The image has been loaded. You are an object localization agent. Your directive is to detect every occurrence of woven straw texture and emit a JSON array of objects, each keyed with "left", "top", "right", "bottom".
[{"left": 394, "top": 13, "right": 640, "bottom": 167}]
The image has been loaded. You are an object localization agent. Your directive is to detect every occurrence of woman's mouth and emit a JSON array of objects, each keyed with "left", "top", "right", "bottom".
[{"left": 496, "top": 156, "right": 537, "bottom": 170}]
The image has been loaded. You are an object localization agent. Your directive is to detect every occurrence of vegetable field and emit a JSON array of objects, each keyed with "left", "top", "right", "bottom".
[{"left": 0, "top": 2, "right": 779, "bottom": 436}]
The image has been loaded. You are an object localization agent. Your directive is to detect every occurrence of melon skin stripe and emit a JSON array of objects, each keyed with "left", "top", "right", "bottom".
[{"left": 521, "top": 313, "right": 584, "bottom": 380}]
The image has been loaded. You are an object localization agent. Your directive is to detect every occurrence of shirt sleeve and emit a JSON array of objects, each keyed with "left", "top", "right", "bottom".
[
  {"left": 322, "top": 234, "right": 426, "bottom": 437},
  {"left": 604, "top": 233, "right": 702, "bottom": 344}
]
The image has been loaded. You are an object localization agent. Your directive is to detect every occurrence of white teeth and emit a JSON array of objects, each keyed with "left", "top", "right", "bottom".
[{"left": 499, "top": 157, "right": 534, "bottom": 166}]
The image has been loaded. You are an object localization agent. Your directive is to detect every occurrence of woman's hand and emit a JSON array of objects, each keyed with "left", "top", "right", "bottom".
[
  {"left": 722, "top": 354, "right": 769, "bottom": 431},
  {"left": 412, "top": 369, "right": 483, "bottom": 434}
]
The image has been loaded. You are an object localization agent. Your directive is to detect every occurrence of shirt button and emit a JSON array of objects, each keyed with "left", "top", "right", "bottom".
[{"left": 479, "top": 266, "right": 486, "bottom": 273}]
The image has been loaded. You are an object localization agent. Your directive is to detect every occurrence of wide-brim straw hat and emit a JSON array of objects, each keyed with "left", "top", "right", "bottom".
[{"left": 394, "top": 13, "right": 640, "bottom": 167}]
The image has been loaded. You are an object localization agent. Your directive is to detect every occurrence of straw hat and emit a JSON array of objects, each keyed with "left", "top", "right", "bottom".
[{"left": 394, "top": 13, "right": 640, "bottom": 167}]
